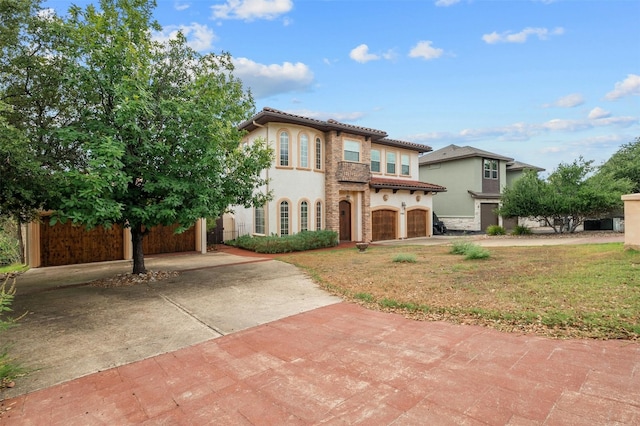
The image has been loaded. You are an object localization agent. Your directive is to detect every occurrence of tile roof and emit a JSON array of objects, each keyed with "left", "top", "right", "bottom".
[
  {"left": 240, "top": 107, "right": 432, "bottom": 153},
  {"left": 369, "top": 177, "right": 446, "bottom": 193}
]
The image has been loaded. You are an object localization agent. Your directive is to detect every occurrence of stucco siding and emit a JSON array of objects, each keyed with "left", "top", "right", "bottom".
[{"left": 420, "top": 157, "right": 477, "bottom": 217}]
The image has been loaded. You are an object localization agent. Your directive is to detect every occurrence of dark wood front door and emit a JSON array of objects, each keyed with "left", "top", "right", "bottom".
[
  {"left": 339, "top": 200, "right": 351, "bottom": 241},
  {"left": 480, "top": 203, "right": 499, "bottom": 231}
]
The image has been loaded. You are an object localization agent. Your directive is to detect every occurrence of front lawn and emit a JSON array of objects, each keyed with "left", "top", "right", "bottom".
[{"left": 280, "top": 243, "right": 640, "bottom": 340}]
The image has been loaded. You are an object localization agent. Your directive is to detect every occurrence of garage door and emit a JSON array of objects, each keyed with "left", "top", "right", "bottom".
[
  {"left": 480, "top": 203, "right": 499, "bottom": 231},
  {"left": 40, "top": 217, "right": 124, "bottom": 267},
  {"left": 407, "top": 209, "right": 428, "bottom": 238},
  {"left": 372, "top": 210, "right": 397, "bottom": 241}
]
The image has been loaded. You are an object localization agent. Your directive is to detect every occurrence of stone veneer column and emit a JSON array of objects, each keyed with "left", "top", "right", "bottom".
[
  {"left": 362, "top": 188, "right": 371, "bottom": 243},
  {"left": 324, "top": 131, "right": 341, "bottom": 234}
]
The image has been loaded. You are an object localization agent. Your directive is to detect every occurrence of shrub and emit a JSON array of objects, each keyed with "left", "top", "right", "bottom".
[
  {"left": 450, "top": 241, "right": 490, "bottom": 259},
  {"left": 486, "top": 225, "right": 506, "bottom": 235},
  {"left": 1, "top": 277, "right": 26, "bottom": 389},
  {"left": 229, "top": 230, "right": 339, "bottom": 254},
  {"left": 392, "top": 253, "right": 417, "bottom": 263},
  {"left": 511, "top": 225, "right": 532, "bottom": 235},
  {"left": 0, "top": 218, "right": 21, "bottom": 267},
  {"left": 463, "top": 245, "right": 491, "bottom": 260}
]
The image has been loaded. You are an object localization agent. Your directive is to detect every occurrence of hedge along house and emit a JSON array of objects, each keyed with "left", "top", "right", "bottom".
[
  {"left": 230, "top": 108, "right": 446, "bottom": 242},
  {"left": 418, "top": 144, "right": 544, "bottom": 232}
]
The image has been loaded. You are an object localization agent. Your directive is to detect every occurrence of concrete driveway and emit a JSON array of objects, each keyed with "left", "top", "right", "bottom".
[{"left": 2, "top": 250, "right": 341, "bottom": 398}]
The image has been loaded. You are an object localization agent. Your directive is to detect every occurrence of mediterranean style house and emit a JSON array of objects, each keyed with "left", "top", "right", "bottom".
[
  {"left": 418, "top": 144, "right": 544, "bottom": 232},
  {"left": 229, "top": 108, "right": 446, "bottom": 242}
]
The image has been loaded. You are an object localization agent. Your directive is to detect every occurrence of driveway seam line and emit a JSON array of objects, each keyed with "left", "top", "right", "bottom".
[{"left": 157, "top": 292, "right": 227, "bottom": 336}]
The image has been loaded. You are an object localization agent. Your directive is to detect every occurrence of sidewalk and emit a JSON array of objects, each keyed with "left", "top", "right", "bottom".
[{"left": 2, "top": 303, "right": 638, "bottom": 424}]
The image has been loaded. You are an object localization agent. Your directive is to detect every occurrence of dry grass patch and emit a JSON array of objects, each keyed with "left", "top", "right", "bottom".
[{"left": 280, "top": 243, "right": 640, "bottom": 339}]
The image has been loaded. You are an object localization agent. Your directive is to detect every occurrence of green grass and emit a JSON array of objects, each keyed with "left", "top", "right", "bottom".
[
  {"left": 0, "top": 264, "right": 28, "bottom": 274},
  {"left": 450, "top": 241, "right": 490, "bottom": 259},
  {"left": 281, "top": 242, "right": 640, "bottom": 339}
]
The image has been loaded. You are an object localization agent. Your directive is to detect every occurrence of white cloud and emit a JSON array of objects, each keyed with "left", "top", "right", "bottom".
[
  {"left": 545, "top": 93, "right": 585, "bottom": 108},
  {"left": 605, "top": 74, "right": 640, "bottom": 100},
  {"left": 435, "top": 0, "right": 460, "bottom": 6},
  {"left": 349, "top": 44, "right": 380, "bottom": 63},
  {"left": 482, "top": 27, "right": 564, "bottom": 44},
  {"left": 153, "top": 23, "right": 216, "bottom": 52},
  {"left": 408, "top": 111, "right": 637, "bottom": 144},
  {"left": 408, "top": 41, "right": 444, "bottom": 60},
  {"left": 588, "top": 107, "right": 611, "bottom": 120},
  {"left": 232, "top": 58, "right": 314, "bottom": 99},
  {"left": 174, "top": 1, "right": 190, "bottom": 11},
  {"left": 212, "top": 0, "right": 293, "bottom": 21}
]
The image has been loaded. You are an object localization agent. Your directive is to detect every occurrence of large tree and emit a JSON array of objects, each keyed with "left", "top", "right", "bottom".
[
  {"left": 599, "top": 137, "right": 640, "bottom": 193},
  {"left": 2, "top": 0, "right": 272, "bottom": 273},
  {"left": 499, "top": 158, "right": 631, "bottom": 233}
]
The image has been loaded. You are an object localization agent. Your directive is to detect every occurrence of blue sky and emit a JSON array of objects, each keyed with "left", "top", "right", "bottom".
[{"left": 48, "top": 0, "right": 639, "bottom": 174}]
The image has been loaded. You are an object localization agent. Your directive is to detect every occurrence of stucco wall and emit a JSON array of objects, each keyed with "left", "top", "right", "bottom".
[{"left": 622, "top": 193, "right": 640, "bottom": 250}]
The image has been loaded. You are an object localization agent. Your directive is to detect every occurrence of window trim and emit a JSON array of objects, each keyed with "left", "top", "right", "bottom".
[
  {"left": 315, "top": 200, "right": 323, "bottom": 230},
  {"left": 298, "top": 133, "right": 309, "bottom": 169},
  {"left": 371, "top": 149, "right": 381, "bottom": 173},
  {"left": 386, "top": 151, "right": 396, "bottom": 175},
  {"left": 484, "top": 159, "right": 498, "bottom": 180},
  {"left": 299, "top": 199, "right": 310, "bottom": 232},
  {"left": 401, "top": 154, "right": 410, "bottom": 176},
  {"left": 314, "top": 136, "right": 323, "bottom": 170},
  {"left": 254, "top": 205, "right": 265, "bottom": 235},
  {"left": 278, "top": 199, "right": 291, "bottom": 236},
  {"left": 343, "top": 139, "right": 361, "bottom": 162},
  {"left": 277, "top": 130, "right": 290, "bottom": 168}
]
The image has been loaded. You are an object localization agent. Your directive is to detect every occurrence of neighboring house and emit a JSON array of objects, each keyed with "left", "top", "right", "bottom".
[
  {"left": 230, "top": 108, "right": 446, "bottom": 242},
  {"left": 418, "top": 144, "right": 544, "bottom": 232}
]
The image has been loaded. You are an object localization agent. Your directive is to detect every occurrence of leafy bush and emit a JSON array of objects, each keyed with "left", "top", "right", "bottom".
[
  {"left": 450, "top": 241, "right": 475, "bottom": 255},
  {"left": 486, "top": 225, "right": 506, "bottom": 235},
  {"left": 511, "top": 225, "right": 532, "bottom": 235},
  {"left": 392, "top": 253, "right": 417, "bottom": 263},
  {"left": 229, "top": 230, "right": 339, "bottom": 254},
  {"left": 463, "top": 245, "right": 491, "bottom": 260},
  {"left": 450, "top": 241, "right": 490, "bottom": 259},
  {"left": 0, "top": 218, "right": 21, "bottom": 267},
  {"left": 1, "top": 277, "right": 26, "bottom": 389}
]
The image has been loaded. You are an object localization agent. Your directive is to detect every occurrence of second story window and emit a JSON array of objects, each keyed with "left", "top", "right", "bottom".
[
  {"left": 386, "top": 152, "right": 396, "bottom": 174},
  {"left": 401, "top": 154, "right": 410, "bottom": 176},
  {"left": 300, "top": 134, "right": 309, "bottom": 168},
  {"left": 371, "top": 149, "right": 381, "bottom": 173},
  {"left": 279, "top": 131, "right": 289, "bottom": 167},
  {"left": 484, "top": 159, "right": 498, "bottom": 179},
  {"left": 344, "top": 140, "right": 360, "bottom": 162},
  {"left": 315, "top": 137, "right": 322, "bottom": 170}
]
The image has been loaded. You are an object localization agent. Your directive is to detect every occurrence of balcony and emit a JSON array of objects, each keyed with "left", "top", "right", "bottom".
[{"left": 336, "top": 161, "right": 370, "bottom": 183}]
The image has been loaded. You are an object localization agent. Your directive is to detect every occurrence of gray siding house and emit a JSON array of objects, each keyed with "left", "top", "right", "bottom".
[{"left": 419, "top": 144, "right": 544, "bottom": 232}]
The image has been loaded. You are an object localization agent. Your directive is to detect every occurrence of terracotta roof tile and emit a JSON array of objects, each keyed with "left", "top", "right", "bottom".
[{"left": 370, "top": 177, "right": 446, "bottom": 192}]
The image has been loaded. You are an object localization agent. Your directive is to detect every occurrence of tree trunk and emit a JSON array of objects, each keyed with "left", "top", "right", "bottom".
[
  {"left": 17, "top": 219, "right": 25, "bottom": 265},
  {"left": 131, "top": 223, "right": 146, "bottom": 275}
]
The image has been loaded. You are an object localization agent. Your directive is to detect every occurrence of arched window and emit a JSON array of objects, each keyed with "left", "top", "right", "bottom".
[
  {"left": 300, "top": 134, "right": 309, "bottom": 168},
  {"left": 300, "top": 201, "right": 309, "bottom": 231},
  {"left": 254, "top": 206, "right": 265, "bottom": 234},
  {"left": 316, "top": 201, "right": 323, "bottom": 230},
  {"left": 280, "top": 201, "right": 290, "bottom": 236},
  {"left": 315, "top": 137, "right": 322, "bottom": 170},
  {"left": 279, "top": 131, "right": 289, "bottom": 167}
]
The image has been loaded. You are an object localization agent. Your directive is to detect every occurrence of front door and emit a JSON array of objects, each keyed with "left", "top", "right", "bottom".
[
  {"left": 480, "top": 203, "right": 499, "bottom": 231},
  {"left": 339, "top": 200, "right": 351, "bottom": 241}
]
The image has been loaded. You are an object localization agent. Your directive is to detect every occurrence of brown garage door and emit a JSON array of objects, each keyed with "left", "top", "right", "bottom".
[
  {"left": 372, "top": 210, "right": 396, "bottom": 241},
  {"left": 407, "top": 209, "right": 428, "bottom": 238},
  {"left": 40, "top": 218, "right": 124, "bottom": 267},
  {"left": 39, "top": 219, "right": 196, "bottom": 266}
]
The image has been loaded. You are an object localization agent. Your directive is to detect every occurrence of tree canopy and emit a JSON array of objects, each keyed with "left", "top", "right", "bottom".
[
  {"left": 599, "top": 137, "right": 640, "bottom": 194},
  {"left": 499, "top": 157, "right": 632, "bottom": 233},
  {"left": 1, "top": 0, "right": 272, "bottom": 272}
]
